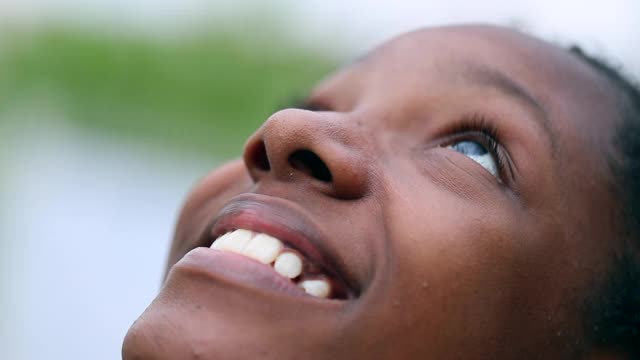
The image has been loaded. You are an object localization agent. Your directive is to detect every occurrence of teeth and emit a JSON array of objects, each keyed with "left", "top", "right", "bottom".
[
  {"left": 210, "top": 232, "right": 233, "bottom": 250},
  {"left": 299, "top": 279, "right": 331, "bottom": 298},
  {"left": 211, "top": 230, "right": 337, "bottom": 299},
  {"left": 273, "top": 252, "right": 303, "bottom": 279},
  {"left": 210, "top": 229, "right": 252, "bottom": 253},
  {"left": 242, "top": 233, "right": 283, "bottom": 264}
]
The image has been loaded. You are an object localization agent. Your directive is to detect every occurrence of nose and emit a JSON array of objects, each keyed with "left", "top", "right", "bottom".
[{"left": 243, "top": 109, "right": 370, "bottom": 200}]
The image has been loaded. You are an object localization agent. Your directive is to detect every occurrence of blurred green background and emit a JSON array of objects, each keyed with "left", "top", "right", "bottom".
[
  {"left": 0, "top": 26, "right": 336, "bottom": 158},
  {"left": 0, "top": 19, "right": 340, "bottom": 360}
]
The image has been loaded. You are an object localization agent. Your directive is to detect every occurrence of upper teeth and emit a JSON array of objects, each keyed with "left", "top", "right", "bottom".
[
  {"left": 242, "top": 233, "right": 283, "bottom": 265},
  {"left": 210, "top": 229, "right": 331, "bottom": 298},
  {"left": 274, "top": 252, "right": 303, "bottom": 279}
]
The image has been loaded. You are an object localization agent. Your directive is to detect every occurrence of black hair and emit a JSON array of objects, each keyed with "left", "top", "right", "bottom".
[{"left": 568, "top": 46, "right": 640, "bottom": 357}]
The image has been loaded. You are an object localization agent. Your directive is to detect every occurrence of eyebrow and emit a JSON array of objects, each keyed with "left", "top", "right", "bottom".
[{"left": 462, "top": 64, "right": 554, "bottom": 141}]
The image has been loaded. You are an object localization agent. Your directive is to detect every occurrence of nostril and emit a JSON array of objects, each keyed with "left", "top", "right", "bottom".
[
  {"left": 251, "top": 141, "right": 271, "bottom": 172},
  {"left": 288, "top": 150, "right": 332, "bottom": 183}
]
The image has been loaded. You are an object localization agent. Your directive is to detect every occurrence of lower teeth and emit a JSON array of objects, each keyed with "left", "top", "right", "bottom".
[{"left": 299, "top": 279, "right": 331, "bottom": 298}]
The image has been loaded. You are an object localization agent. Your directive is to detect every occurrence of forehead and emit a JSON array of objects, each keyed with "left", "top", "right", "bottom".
[{"left": 313, "top": 25, "right": 620, "bottom": 168}]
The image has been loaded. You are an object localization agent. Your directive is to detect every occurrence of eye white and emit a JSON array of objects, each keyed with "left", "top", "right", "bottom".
[{"left": 447, "top": 140, "right": 498, "bottom": 177}]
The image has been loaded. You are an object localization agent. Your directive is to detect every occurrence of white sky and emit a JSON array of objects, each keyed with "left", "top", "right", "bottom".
[{"left": 0, "top": 0, "right": 638, "bottom": 75}]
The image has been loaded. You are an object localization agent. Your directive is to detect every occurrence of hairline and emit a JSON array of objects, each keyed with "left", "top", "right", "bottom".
[{"left": 567, "top": 46, "right": 640, "bottom": 357}]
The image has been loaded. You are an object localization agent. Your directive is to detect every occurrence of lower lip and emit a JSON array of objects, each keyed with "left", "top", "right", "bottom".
[{"left": 175, "top": 247, "right": 309, "bottom": 298}]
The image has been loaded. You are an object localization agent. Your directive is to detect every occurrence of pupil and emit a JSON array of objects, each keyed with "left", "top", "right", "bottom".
[{"left": 453, "top": 141, "right": 487, "bottom": 156}]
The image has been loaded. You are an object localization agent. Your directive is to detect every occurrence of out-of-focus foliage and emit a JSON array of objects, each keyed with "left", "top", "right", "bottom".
[{"left": 0, "top": 28, "right": 336, "bottom": 157}]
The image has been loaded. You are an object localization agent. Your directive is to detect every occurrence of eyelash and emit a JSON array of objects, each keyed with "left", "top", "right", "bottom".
[{"left": 443, "top": 114, "right": 509, "bottom": 182}]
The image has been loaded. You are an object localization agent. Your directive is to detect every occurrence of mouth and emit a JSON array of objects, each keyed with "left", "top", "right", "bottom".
[{"left": 196, "top": 194, "right": 357, "bottom": 301}]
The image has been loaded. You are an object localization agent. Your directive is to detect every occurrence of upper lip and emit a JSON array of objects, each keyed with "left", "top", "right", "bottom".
[{"left": 199, "top": 193, "right": 359, "bottom": 298}]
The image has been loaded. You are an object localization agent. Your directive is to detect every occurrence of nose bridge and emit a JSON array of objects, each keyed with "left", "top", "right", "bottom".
[{"left": 243, "top": 108, "right": 371, "bottom": 200}]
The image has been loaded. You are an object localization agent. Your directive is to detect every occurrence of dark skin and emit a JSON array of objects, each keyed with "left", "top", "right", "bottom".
[{"left": 123, "top": 25, "right": 627, "bottom": 359}]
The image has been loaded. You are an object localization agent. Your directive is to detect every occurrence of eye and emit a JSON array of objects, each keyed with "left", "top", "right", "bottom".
[{"left": 447, "top": 140, "right": 498, "bottom": 177}]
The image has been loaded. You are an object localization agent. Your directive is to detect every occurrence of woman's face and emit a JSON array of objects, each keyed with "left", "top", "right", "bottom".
[{"left": 124, "top": 26, "right": 622, "bottom": 359}]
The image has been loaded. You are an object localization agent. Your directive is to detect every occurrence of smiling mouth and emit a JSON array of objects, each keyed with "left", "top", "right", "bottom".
[
  {"left": 210, "top": 229, "right": 347, "bottom": 299},
  {"left": 195, "top": 194, "right": 356, "bottom": 301}
]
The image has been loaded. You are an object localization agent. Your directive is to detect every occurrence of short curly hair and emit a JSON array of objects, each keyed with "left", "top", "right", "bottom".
[{"left": 568, "top": 46, "right": 640, "bottom": 357}]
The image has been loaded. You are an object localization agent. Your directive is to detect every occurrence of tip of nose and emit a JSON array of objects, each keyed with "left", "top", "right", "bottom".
[{"left": 288, "top": 150, "right": 332, "bottom": 183}]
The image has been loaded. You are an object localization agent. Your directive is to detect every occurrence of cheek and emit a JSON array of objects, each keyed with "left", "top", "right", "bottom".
[
  {"left": 169, "top": 160, "right": 252, "bottom": 266},
  {"left": 180, "top": 160, "right": 252, "bottom": 216},
  {"left": 378, "top": 185, "right": 528, "bottom": 350},
  {"left": 372, "top": 176, "right": 594, "bottom": 356}
]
